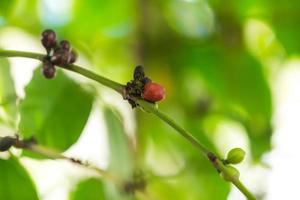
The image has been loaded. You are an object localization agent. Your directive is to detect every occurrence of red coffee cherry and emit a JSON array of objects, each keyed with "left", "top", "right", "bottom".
[{"left": 143, "top": 82, "right": 165, "bottom": 102}]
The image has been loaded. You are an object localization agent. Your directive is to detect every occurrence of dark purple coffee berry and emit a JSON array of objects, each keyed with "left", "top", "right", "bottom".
[
  {"left": 42, "top": 61, "right": 56, "bottom": 79},
  {"left": 43, "top": 59, "right": 53, "bottom": 67},
  {"left": 60, "top": 51, "right": 72, "bottom": 66},
  {"left": 133, "top": 65, "right": 145, "bottom": 80},
  {"left": 60, "top": 40, "right": 70, "bottom": 51},
  {"left": 0, "top": 136, "right": 15, "bottom": 152},
  {"left": 69, "top": 50, "right": 77, "bottom": 64},
  {"left": 41, "top": 29, "right": 56, "bottom": 50},
  {"left": 41, "top": 38, "right": 56, "bottom": 52},
  {"left": 51, "top": 49, "right": 70, "bottom": 66},
  {"left": 42, "top": 29, "right": 56, "bottom": 39},
  {"left": 51, "top": 50, "right": 63, "bottom": 65}
]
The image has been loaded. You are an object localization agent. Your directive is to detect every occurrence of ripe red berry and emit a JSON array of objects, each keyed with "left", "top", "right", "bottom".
[{"left": 143, "top": 82, "right": 165, "bottom": 102}]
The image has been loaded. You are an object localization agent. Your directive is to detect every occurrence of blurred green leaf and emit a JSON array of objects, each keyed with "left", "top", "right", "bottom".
[
  {"left": 62, "top": 0, "right": 135, "bottom": 76},
  {"left": 0, "top": 58, "right": 17, "bottom": 127},
  {"left": 68, "top": 0, "right": 133, "bottom": 43},
  {"left": 180, "top": 45, "right": 272, "bottom": 159},
  {"left": 269, "top": 0, "right": 300, "bottom": 54},
  {"left": 0, "top": 157, "right": 39, "bottom": 200},
  {"left": 225, "top": 0, "right": 299, "bottom": 54},
  {"left": 104, "top": 107, "right": 132, "bottom": 178},
  {"left": 148, "top": 170, "right": 229, "bottom": 200},
  {"left": 103, "top": 107, "right": 135, "bottom": 200},
  {"left": 7, "top": 0, "right": 40, "bottom": 33},
  {"left": 19, "top": 68, "right": 94, "bottom": 151},
  {"left": 0, "top": 0, "right": 15, "bottom": 19},
  {"left": 164, "top": 0, "right": 215, "bottom": 39},
  {"left": 70, "top": 178, "right": 106, "bottom": 200}
]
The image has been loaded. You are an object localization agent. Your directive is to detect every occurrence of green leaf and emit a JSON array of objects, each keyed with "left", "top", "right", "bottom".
[
  {"left": 181, "top": 45, "right": 272, "bottom": 160},
  {"left": 147, "top": 169, "right": 229, "bottom": 200},
  {"left": 102, "top": 107, "right": 135, "bottom": 200},
  {"left": 19, "top": 68, "right": 94, "bottom": 151},
  {"left": 269, "top": 1, "right": 300, "bottom": 54},
  {"left": 7, "top": 0, "right": 41, "bottom": 33},
  {"left": 0, "top": 157, "right": 39, "bottom": 200},
  {"left": 164, "top": 0, "right": 215, "bottom": 38},
  {"left": 103, "top": 107, "right": 132, "bottom": 178},
  {"left": 0, "top": 0, "right": 15, "bottom": 19},
  {"left": 67, "top": 0, "right": 133, "bottom": 43},
  {"left": 0, "top": 58, "right": 18, "bottom": 127},
  {"left": 70, "top": 178, "right": 106, "bottom": 200},
  {"left": 230, "top": 0, "right": 300, "bottom": 54}
]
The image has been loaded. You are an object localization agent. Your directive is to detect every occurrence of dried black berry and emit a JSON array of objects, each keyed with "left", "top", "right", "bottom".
[
  {"left": 41, "top": 29, "right": 56, "bottom": 51},
  {"left": 59, "top": 40, "right": 70, "bottom": 51},
  {"left": 133, "top": 65, "right": 145, "bottom": 80},
  {"left": 42, "top": 61, "right": 56, "bottom": 79},
  {"left": 142, "top": 77, "right": 151, "bottom": 84},
  {"left": 0, "top": 136, "right": 15, "bottom": 152}
]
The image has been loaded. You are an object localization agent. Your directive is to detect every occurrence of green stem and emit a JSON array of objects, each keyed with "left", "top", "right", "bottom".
[
  {"left": 0, "top": 50, "right": 124, "bottom": 94},
  {"left": 216, "top": 160, "right": 256, "bottom": 200},
  {"left": 0, "top": 50, "right": 45, "bottom": 60},
  {"left": 0, "top": 50, "right": 256, "bottom": 200},
  {"left": 28, "top": 144, "right": 66, "bottom": 159},
  {"left": 63, "top": 65, "right": 124, "bottom": 94},
  {"left": 232, "top": 179, "right": 256, "bottom": 200}
]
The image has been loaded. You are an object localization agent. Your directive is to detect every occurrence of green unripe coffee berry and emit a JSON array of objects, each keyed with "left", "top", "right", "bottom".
[
  {"left": 220, "top": 166, "right": 240, "bottom": 182},
  {"left": 225, "top": 148, "right": 245, "bottom": 164}
]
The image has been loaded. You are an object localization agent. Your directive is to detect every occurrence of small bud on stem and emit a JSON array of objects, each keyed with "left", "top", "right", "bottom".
[{"left": 225, "top": 148, "right": 246, "bottom": 164}]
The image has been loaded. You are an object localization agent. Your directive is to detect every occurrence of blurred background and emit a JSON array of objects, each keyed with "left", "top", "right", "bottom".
[{"left": 0, "top": 0, "right": 299, "bottom": 199}]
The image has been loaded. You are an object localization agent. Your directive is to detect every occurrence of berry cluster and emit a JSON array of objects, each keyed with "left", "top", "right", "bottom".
[
  {"left": 124, "top": 66, "right": 165, "bottom": 108},
  {"left": 41, "top": 29, "right": 77, "bottom": 79}
]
